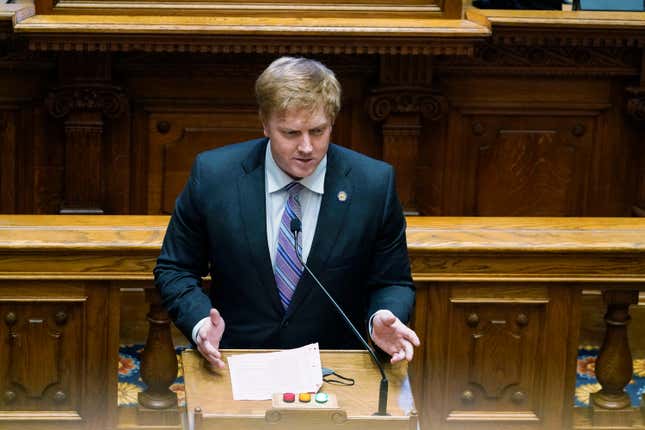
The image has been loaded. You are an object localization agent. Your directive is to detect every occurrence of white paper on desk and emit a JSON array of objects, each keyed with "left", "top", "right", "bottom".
[{"left": 227, "top": 343, "right": 323, "bottom": 400}]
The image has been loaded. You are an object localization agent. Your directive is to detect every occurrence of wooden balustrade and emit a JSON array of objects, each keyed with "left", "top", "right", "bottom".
[{"left": 0, "top": 215, "right": 644, "bottom": 430}]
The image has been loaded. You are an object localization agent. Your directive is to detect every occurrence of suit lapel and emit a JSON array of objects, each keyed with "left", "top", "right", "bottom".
[
  {"left": 286, "top": 145, "right": 353, "bottom": 318},
  {"left": 237, "top": 139, "right": 284, "bottom": 316}
]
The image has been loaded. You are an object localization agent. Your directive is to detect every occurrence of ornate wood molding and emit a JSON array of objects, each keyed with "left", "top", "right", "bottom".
[
  {"left": 437, "top": 44, "right": 640, "bottom": 77},
  {"left": 12, "top": 12, "right": 487, "bottom": 54},
  {"left": 367, "top": 87, "right": 444, "bottom": 122},
  {"left": 491, "top": 29, "right": 645, "bottom": 48},
  {"left": 25, "top": 35, "right": 480, "bottom": 56},
  {"left": 46, "top": 83, "right": 128, "bottom": 120}
]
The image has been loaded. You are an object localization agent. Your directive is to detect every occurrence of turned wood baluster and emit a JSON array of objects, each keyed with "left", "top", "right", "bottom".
[
  {"left": 590, "top": 290, "right": 639, "bottom": 427},
  {"left": 138, "top": 288, "right": 178, "bottom": 409}
]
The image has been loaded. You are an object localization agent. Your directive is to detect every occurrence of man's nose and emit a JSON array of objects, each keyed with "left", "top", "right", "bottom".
[{"left": 298, "top": 133, "right": 313, "bottom": 153}]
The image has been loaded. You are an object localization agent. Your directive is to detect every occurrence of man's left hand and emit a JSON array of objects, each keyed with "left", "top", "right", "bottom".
[{"left": 371, "top": 310, "right": 420, "bottom": 363}]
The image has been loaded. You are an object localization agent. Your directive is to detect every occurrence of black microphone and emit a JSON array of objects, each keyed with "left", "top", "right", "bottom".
[{"left": 289, "top": 218, "right": 389, "bottom": 416}]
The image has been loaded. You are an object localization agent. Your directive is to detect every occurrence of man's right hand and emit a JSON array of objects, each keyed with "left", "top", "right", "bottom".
[{"left": 196, "top": 308, "right": 226, "bottom": 369}]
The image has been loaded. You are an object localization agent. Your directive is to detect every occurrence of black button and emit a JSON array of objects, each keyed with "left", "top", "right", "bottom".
[{"left": 281, "top": 320, "right": 289, "bottom": 328}]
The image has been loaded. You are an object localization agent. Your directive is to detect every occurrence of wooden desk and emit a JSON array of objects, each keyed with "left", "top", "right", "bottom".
[
  {"left": 1, "top": 216, "right": 645, "bottom": 430},
  {"left": 182, "top": 349, "right": 417, "bottom": 430}
]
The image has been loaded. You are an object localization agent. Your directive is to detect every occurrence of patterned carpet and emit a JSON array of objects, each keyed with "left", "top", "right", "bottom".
[
  {"left": 118, "top": 344, "right": 187, "bottom": 407},
  {"left": 117, "top": 344, "right": 645, "bottom": 408},
  {"left": 575, "top": 345, "right": 645, "bottom": 407}
]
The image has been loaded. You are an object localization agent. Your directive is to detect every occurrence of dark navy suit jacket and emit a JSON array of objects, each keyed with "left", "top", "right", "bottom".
[{"left": 154, "top": 138, "right": 415, "bottom": 349}]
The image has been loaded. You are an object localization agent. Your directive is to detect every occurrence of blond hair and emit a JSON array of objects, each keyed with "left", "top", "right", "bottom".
[{"left": 255, "top": 57, "right": 341, "bottom": 122}]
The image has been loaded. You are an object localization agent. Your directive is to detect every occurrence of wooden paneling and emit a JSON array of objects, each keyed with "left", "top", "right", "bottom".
[
  {"left": 0, "top": 5, "right": 642, "bottom": 218},
  {"left": 147, "top": 110, "right": 262, "bottom": 214},
  {"left": 0, "top": 280, "right": 119, "bottom": 430},
  {"left": 0, "top": 297, "right": 84, "bottom": 415},
  {"left": 445, "top": 296, "right": 547, "bottom": 420},
  {"left": 462, "top": 114, "right": 594, "bottom": 216},
  {"left": 0, "top": 46, "right": 58, "bottom": 214},
  {"left": 126, "top": 54, "right": 377, "bottom": 214},
  {"left": 430, "top": 73, "right": 635, "bottom": 216},
  {"left": 0, "top": 216, "right": 644, "bottom": 430},
  {"left": 31, "top": 106, "right": 64, "bottom": 214},
  {"left": 0, "top": 109, "right": 17, "bottom": 213}
]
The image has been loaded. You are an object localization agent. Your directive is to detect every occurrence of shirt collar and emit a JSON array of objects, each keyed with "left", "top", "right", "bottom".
[{"left": 265, "top": 141, "right": 326, "bottom": 195}]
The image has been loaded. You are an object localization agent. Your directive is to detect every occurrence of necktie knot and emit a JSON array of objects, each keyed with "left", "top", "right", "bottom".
[{"left": 285, "top": 182, "right": 304, "bottom": 198}]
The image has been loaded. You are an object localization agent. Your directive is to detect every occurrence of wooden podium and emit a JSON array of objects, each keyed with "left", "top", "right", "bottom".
[{"left": 182, "top": 349, "right": 418, "bottom": 430}]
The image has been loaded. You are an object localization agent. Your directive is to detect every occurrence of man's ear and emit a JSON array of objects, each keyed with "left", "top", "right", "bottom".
[{"left": 260, "top": 111, "right": 269, "bottom": 137}]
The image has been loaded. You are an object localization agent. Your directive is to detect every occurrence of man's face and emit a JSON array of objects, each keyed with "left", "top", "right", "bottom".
[{"left": 263, "top": 106, "right": 332, "bottom": 180}]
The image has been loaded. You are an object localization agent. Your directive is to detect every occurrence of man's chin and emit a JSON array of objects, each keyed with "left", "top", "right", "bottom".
[{"left": 286, "top": 166, "right": 315, "bottom": 180}]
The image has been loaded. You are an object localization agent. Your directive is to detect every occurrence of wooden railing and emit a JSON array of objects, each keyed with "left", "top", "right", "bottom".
[{"left": 0, "top": 216, "right": 644, "bottom": 430}]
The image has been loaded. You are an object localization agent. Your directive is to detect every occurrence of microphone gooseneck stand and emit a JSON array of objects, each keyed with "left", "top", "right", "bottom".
[{"left": 289, "top": 218, "right": 389, "bottom": 416}]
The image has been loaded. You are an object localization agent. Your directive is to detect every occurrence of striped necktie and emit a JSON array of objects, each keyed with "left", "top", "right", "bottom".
[{"left": 274, "top": 182, "right": 304, "bottom": 310}]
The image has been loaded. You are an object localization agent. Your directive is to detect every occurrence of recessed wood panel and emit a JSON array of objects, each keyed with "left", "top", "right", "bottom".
[
  {"left": 146, "top": 104, "right": 361, "bottom": 215},
  {"left": 0, "top": 300, "right": 84, "bottom": 416},
  {"left": 147, "top": 111, "right": 262, "bottom": 214},
  {"left": 448, "top": 114, "right": 595, "bottom": 216},
  {"left": 444, "top": 301, "right": 546, "bottom": 421}
]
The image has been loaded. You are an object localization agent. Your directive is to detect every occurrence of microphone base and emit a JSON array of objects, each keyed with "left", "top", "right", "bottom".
[{"left": 372, "top": 412, "right": 391, "bottom": 416}]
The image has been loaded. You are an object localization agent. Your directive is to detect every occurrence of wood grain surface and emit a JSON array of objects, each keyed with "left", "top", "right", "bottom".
[{"left": 183, "top": 349, "right": 416, "bottom": 430}]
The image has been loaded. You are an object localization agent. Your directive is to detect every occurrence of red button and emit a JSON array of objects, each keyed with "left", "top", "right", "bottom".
[{"left": 283, "top": 393, "right": 295, "bottom": 403}]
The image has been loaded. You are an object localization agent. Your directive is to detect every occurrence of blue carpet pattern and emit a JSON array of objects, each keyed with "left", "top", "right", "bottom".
[
  {"left": 574, "top": 345, "right": 645, "bottom": 407},
  {"left": 117, "top": 344, "right": 645, "bottom": 408},
  {"left": 118, "top": 344, "right": 188, "bottom": 407}
]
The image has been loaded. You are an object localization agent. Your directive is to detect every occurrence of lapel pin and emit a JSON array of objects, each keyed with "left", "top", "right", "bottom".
[{"left": 337, "top": 191, "right": 347, "bottom": 202}]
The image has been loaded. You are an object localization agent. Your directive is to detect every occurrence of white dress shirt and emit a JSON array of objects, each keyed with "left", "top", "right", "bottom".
[{"left": 265, "top": 142, "right": 325, "bottom": 266}]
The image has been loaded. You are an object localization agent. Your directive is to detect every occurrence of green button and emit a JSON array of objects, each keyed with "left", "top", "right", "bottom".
[{"left": 315, "top": 393, "right": 328, "bottom": 404}]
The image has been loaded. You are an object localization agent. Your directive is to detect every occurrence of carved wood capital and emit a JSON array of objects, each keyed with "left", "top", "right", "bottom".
[
  {"left": 45, "top": 83, "right": 128, "bottom": 120},
  {"left": 366, "top": 87, "right": 444, "bottom": 122}
]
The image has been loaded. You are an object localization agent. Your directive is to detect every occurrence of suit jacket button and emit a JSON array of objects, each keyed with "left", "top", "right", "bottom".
[{"left": 282, "top": 320, "right": 289, "bottom": 328}]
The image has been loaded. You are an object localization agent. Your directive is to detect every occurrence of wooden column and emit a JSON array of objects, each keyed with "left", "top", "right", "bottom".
[
  {"left": 138, "top": 288, "right": 179, "bottom": 403},
  {"left": 366, "top": 56, "right": 443, "bottom": 215},
  {"left": 590, "top": 290, "right": 639, "bottom": 427},
  {"left": 45, "top": 53, "right": 127, "bottom": 214},
  {"left": 627, "top": 50, "right": 645, "bottom": 122},
  {"left": 628, "top": 50, "right": 645, "bottom": 218}
]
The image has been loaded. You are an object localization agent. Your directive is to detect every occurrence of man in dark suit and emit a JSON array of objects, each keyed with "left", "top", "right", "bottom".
[{"left": 154, "top": 57, "right": 419, "bottom": 369}]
